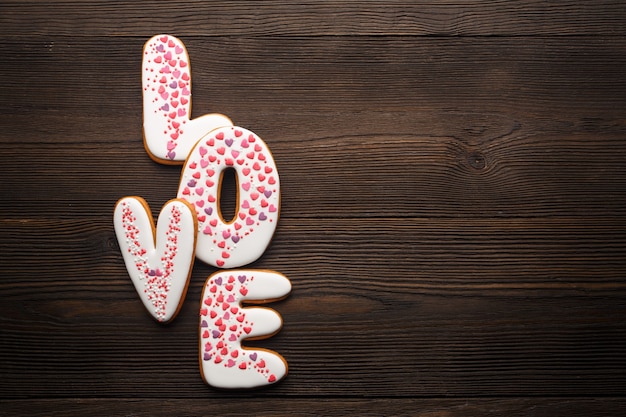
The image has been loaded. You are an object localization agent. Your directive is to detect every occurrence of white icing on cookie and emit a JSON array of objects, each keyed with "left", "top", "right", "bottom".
[
  {"left": 177, "top": 126, "right": 280, "bottom": 268},
  {"left": 114, "top": 197, "right": 197, "bottom": 323},
  {"left": 142, "top": 34, "right": 233, "bottom": 163},
  {"left": 199, "top": 270, "right": 291, "bottom": 389}
]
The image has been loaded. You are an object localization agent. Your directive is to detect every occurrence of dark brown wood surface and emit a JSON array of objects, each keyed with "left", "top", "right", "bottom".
[{"left": 1, "top": 1, "right": 626, "bottom": 415}]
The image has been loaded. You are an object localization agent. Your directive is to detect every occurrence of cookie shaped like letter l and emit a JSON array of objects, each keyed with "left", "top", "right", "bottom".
[
  {"left": 142, "top": 34, "right": 233, "bottom": 163},
  {"left": 200, "top": 270, "right": 291, "bottom": 389},
  {"left": 114, "top": 197, "right": 197, "bottom": 323}
]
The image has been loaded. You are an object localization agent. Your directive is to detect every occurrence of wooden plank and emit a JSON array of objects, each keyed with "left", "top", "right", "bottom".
[
  {"left": 1, "top": 398, "right": 626, "bottom": 416},
  {"left": 3, "top": 36, "right": 626, "bottom": 117},
  {"left": 1, "top": 128, "right": 625, "bottom": 218},
  {"left": 2, "top": 1, "right": 626, "bottom": 37},
  {"left": 2, "top": 217, "right": 625, "bottom": 291}
]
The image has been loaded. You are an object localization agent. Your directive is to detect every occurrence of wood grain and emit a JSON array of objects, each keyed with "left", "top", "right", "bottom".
[
  {"left": 1, "top": 1, "right": 625, "bottom": 415},
  {"left": 2, "top": 1, "right": 626, "bottom": 36},
  {"left": 2, "top": 398, "right": 626, "bottom": 417}
]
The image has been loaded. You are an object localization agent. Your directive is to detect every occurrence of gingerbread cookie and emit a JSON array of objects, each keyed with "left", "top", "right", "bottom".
[
  {"left": 114, "top": 197, "right": 197, "bottom": 323},
  {"left": 142, "top": 34, "right": 233, "bottom": 164},
  {"left": 177, "top": 126, "right": 280, "bottom": 269},
  {"left": 199, "top": 270, "right": 291, "bottom": 389}
]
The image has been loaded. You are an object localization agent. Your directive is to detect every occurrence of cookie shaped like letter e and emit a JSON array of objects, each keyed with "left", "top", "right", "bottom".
[
  {"left": 200, "top": 270, "right": 291, "bottom": 389},
  {"left": 142, "top": 34, "right": 233, "bottom": 163}
]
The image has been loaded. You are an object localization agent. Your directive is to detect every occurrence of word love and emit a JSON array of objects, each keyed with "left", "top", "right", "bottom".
[{"left": 113, "top": 34, "right": 290, "bottom": 389}]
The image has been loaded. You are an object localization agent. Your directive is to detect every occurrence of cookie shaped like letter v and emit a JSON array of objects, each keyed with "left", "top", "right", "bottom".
[
  {"left": 142, "top": 34, "right": 233, "bottom": 164},
  {"left": 114, "top": 197, "right": 197, "bottom": 323}
]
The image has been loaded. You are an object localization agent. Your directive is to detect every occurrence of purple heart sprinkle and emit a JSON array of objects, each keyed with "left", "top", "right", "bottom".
[
  {"left": 238, "top": 275, "right": 246, "bottom": 283},
  {"left": 215, "top": 277, "right": 222, "bottom": 285},
  {"left": 203, "top": 353, "right": 211, "bottom": 361},
  {"left": 225, "top": 138, "right": 234, "bottom": 147},
  {"left": 212, "top": 330, "right": 221, "bottom": 338},
  {"left": 167, "top": 151, "right": 176, "bottom": 159},
  {"left": 249, "top": 352, "right": 257, "bottom": 361},
  {"left": 232, "top": 235, "right": 240, "bottom": 243},
  {"left": 204, "top": 207, "right": 213, "bottom": 215},
  {"left": 169, "top": 81, "right": 178, "bottom": 89},
  {"left": 264, "top": 190, "right": 272, "bottom": 198},
  {"left": 187, "top": 179, "right": 196, "bottom": 187},
  {"left": 161, "top": 103, "right": 169, "bottom": 111},
  {"left": 156, "top": 44, "right": 165, "bottom": 52},
  {"left": 148, "top": 269, "right": 156, "bottom": 276},
  {"left": 259, "top": 212, "right": 267, "bottom": 221},
  {"left": 201, "top": 320, "right": 208, "bottom": 328}
]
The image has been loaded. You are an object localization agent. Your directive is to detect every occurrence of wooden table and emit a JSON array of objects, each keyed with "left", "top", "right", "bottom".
[{"left": 2, "top": 2, "right": 626, "bottom": 415}]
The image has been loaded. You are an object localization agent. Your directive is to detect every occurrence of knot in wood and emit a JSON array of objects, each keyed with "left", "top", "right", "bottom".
[{"left": 468, "top": 151, "right": 486, "bottom": 170}]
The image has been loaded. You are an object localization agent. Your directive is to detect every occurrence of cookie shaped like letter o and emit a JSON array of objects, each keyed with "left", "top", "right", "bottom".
[
  {"left": 142, "top": 34, "right": 233, "bottom": 164},
  {"left": 114, "top": 197, "right": 197, "bottom": 323},
  {"left": 199, "top": 270, "right": 291, "bottom": 389},
  {"left": 178, "top": 126, "right": 280, "bottom": 269}
]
